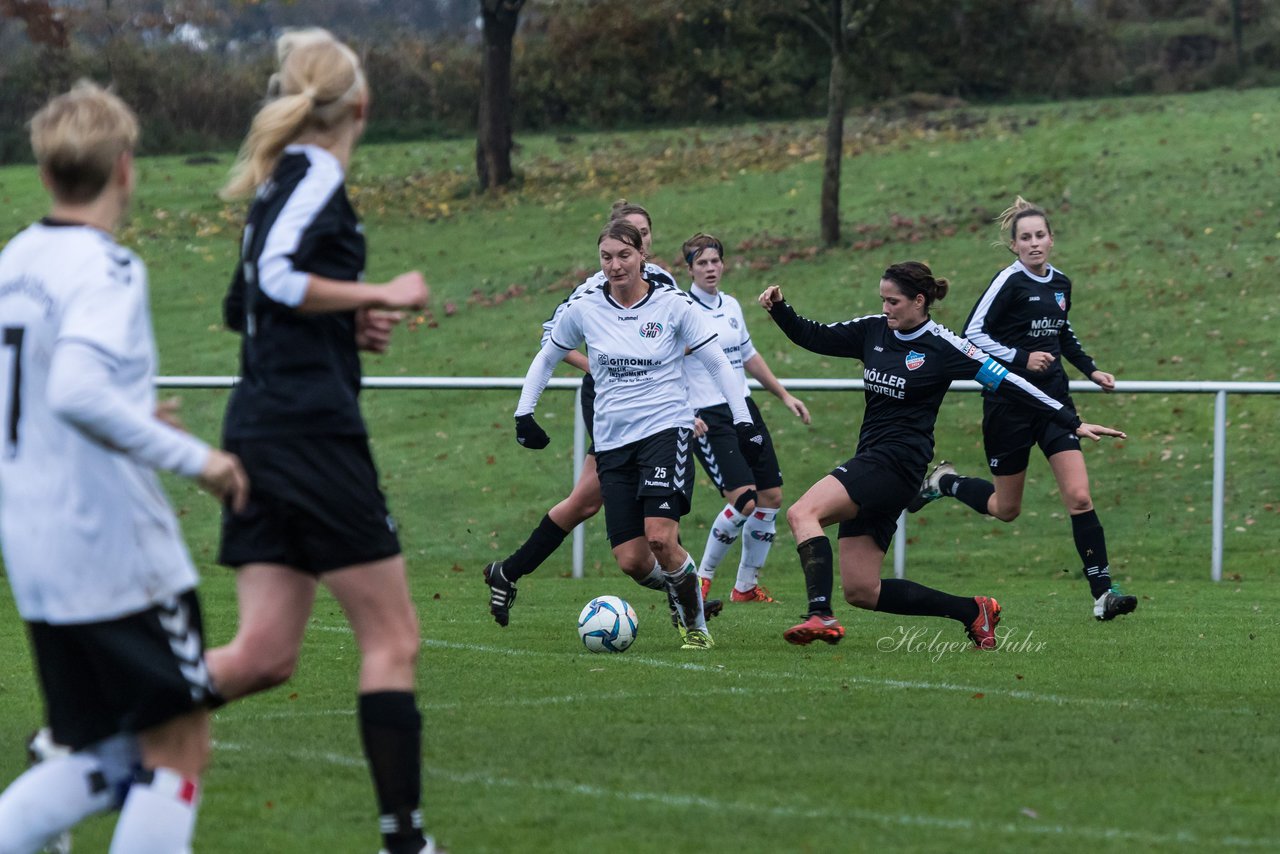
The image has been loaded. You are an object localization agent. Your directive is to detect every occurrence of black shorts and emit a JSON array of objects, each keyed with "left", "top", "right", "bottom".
[
  {"left": 580, "top": 373, "right": 597, "bottom": 445},
  {"left": 982, "top": 397, "right": 1081, "bottom": 476},
  {"left": 29, "top": 590, "right": 210, "bottom": 751},
  {"left": 219, "top": 434, "right": 401, "bottom": 574},
  {"left": 830, "top": 456, "right": 919, "bottom": 553},
  {"left": 595, "top": 427, "right": 696, "bottom": 547},
  {"left": 694, "top": 398, "right": 783, "bottom": 493}
]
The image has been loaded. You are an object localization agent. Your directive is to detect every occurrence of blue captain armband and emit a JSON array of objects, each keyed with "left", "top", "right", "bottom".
[{"left": 976, "top": 358, "right": 1009, "bottom": 391}]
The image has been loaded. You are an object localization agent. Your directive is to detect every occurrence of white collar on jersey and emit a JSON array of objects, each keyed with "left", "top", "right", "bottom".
[
  {"left": 1012, "top": 259, "right": 1058, "bottom": 283},
  {"left": 893, "top": 319, "right": 937, "bottom": 341},
  {"left": 603, "top": 280, "right": 656, "bottom": 310},
  {"left": 688, "top": 283, "right": 722, "bottom": 309}
]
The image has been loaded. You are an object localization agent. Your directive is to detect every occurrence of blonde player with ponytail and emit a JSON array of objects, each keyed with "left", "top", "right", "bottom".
[
  {"left": 206, "top": 29, "right": 441, "bottom": 854},
  {"left": 910, "top": 197, "right": 1137, "bottom": 623}
]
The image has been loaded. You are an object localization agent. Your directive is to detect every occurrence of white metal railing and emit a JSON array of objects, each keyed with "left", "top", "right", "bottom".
[{"left": 157, "top": 376, "right": 1279, "bottom": 581}]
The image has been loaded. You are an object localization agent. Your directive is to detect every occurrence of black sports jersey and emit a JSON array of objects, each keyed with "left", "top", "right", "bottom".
[
  {"left": 769, "top": 301, "right": 1081, "bottom": 482},
  {"left": 964, "top": 261, "right": 1097, "bottom": 400},
  {"left": 223, "top": 146, "right": 367, "bottom": 439}
]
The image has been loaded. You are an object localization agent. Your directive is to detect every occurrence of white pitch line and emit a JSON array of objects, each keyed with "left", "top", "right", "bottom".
[
  {"left": 215, "top": 683, "right": 806, "bottom": 723},
  {"left": 403, "top": 634, "right": 1260, "bottom": 717},
  {"left": 212, "top": 740, "right": 1279, "bottom": 850},
  {"left": 304, "top": 625, "right": 1265, "bottom": 716}
]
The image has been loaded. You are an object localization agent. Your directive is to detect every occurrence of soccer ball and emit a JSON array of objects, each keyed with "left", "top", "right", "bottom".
[{"left": 577, "top": 595, "right": 638, "bottom": 653}]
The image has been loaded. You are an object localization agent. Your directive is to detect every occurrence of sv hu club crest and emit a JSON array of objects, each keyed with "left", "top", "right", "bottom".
[{"left": 639, "top": 321, "right": 663, "bottom": 339}]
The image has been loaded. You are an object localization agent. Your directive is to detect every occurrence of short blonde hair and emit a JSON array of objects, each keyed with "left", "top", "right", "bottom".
[
  {"left": 29, "top": 80, "right": 139, "bottom": 205},
  {"left": 222, "top": 28, "right": 367, "bottom": 199}
]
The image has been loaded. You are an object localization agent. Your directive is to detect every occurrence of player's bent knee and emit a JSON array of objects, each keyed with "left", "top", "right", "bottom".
[
  {"left": 1063, "top": 494, "right": 1093, "bottom": 515},
  {"left": 785, "top": 505, "right": 812, "bottom": 533},
  {"left": 845, "top": 584, "right": 877, "bottom": 609},
  {"left": 991, "top": 503, "right": 1021, "bottom": 523},
  {"left": 618, "top": 560, "right": 652, "bottom": 579},
  {"left": 646, "top": 537, "right": 674, "bottom": 559},
  {"left": 243, "top": 649, "right": 300, "bottom": 691},
  {"left": 365, "top": 642, "right": 418, "bottom": 676}
]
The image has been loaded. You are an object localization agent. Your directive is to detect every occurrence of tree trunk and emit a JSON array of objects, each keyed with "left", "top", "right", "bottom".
[
  {"left": 820, "top": 0, "right": 846, "bottom": 247},
  {"left": 476, "top": 2, "right": 521, "bottom": 191},
  {"left": 1231, "top": 0, "right": 1245, "bottom": 69}
]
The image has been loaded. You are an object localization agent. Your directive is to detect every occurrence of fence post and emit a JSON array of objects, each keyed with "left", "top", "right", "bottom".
[
  {"left": 1212, "top": 390, "right": 1226, "bottom": 582},
  {"left": 572, "top": 383, "right": 586, "bottom": 579}
]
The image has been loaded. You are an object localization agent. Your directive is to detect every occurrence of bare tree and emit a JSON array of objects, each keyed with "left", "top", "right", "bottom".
[
  {"left": 1231, "top": 0, "right": 1246, "bottom": 69},
  {"left": 752, "top": 0, "right": 881, "bottom": 246},
  {"left": 477, "top": 0, "right": 526, "bottom": 190}
]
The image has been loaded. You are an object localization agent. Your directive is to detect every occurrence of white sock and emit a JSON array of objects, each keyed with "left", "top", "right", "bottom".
[
  {"left": 109, "top": 767, "right": 199, "bottom": 854},
  {"left": 633, "top": 561, "right": 667, "bottom": 591},
  {"left": 697, "top": 504, "right": 749, "bottom": 581},
  {"left": 0, "top": 751, "right": 116, "bottom": 854},
  {"left": 736, "top": 507, "right": 778, "bottom": 592}
]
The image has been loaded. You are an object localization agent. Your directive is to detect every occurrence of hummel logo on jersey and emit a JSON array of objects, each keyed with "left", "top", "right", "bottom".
[
  {"left": 639, "top": 321, "right": 663, "bottom": 338},
  {"left": 617, "top": 314, "right": 638, "bottom": 321}
]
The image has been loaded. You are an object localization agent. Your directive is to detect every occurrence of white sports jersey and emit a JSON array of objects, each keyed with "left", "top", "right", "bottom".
[
  {"left": 684, "top": 284, "right": 757, "bottom": 410},
  {"left": 0, "top": 221, "right": 205, "bottom": 624},
  {"left": 540, "top": 262, "right": 677, "bottom": 347},
  {"left": 546, "top": 281, "right": 717, "bottom": 452}
]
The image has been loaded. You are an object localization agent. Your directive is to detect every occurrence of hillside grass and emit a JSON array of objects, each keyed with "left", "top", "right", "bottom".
[{"left": 0, "top": 87, "right": 1277, "bottom": 852}]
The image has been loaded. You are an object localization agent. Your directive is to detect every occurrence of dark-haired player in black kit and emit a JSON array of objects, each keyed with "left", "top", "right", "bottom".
[
  {"left": 205, "top": 29, "right": 441, "bottom": 854},
  {"left": 758, "top": 262, "right": 1126, "bottom": 648},
  {"left": 910, "top": 197, "right": 1138, "bottom": 622}
]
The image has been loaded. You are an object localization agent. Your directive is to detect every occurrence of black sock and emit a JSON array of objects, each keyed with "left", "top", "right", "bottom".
[
  {"left": 358, "top": 691, "right": 425, "bottom": 854},
  {"left": 796, "top": 536, "right": 835, "bottom": 616},
  {"left": 668, "top": 567, "right": 703, "bottom": 628},
  {"left": 503, "top": 514, "right": 569, "bottom": 581},
  {"left": 1071, "top": 509, "right": 1112, "bottom": 597},
  {"left": 941, "top": 474, "right": 995, "bottom": 515},
  {"left": 875, "top": 578, "right": 977, "bottom": 624}
]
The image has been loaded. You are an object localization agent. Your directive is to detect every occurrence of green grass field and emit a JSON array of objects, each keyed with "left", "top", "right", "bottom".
[{"left": 0, "top": 86, "right": 1277, "bottom": 852}]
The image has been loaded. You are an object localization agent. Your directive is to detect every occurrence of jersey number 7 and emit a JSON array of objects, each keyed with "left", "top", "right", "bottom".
[{"left": 3, "top": 326, "right": 23, "bottom": 459}]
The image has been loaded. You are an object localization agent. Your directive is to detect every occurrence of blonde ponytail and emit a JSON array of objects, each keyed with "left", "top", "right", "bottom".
[
  {"left": 221, "top": 28, "right": 367, "bottom": 200},
  {"left": 994, "top": 195, "right": 1051, "bottom": 247}
]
